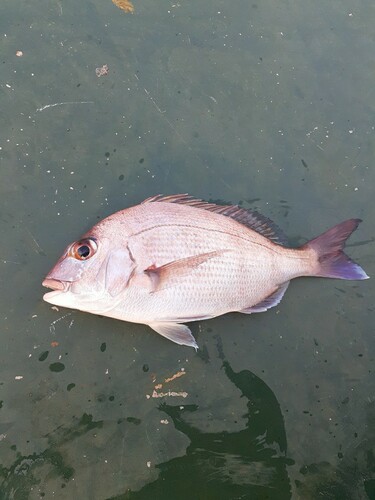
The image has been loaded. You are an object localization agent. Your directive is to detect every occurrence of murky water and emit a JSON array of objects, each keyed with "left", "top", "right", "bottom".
[{"left": 1, "top": 0, "right": 374, "bottom": 498}]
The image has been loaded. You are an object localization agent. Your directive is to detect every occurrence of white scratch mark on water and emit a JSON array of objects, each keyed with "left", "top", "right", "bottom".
[
  {"left": 143, "top": 88, "right": 165, "bottom": 114},
  {"left": 26, "top": 228, "right": 45, "bottom": 254},
  {"left": 49, "top": 313, "right": 72, "bottom": 334},
  {"left": 36, "top": 101, "right": 94, "bottom": 112},
  {"left": 133, "top": 74, "right": 237, "bottom": 195}
]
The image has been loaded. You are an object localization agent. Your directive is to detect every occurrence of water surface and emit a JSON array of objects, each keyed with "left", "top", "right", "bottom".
[{"left": 1, "top": 0, "right": 374, "bottom": 498}]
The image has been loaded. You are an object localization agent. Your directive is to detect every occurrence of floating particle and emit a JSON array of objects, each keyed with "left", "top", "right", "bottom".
[
  {"left": 151, "top": 390, "right": 188, "bottom": 398},
  {"left": 165, "top": 370, "right": 186, "bottom": 383},
  {"left": 112, "top": 0, "right": 134, "bottom": 13},
  {"left": 16, "top": 50, "right": 23, "bottom": 57},
  {"left": 96, "top": 64, "right": 109, "bottom": 77}
]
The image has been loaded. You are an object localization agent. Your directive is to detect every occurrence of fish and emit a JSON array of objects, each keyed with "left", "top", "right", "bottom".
[{"left": 42, "top": 194, "right": 369, "bottom": 349}]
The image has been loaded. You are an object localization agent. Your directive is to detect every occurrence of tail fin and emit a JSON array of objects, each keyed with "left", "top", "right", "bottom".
[{"left": 304, "top": 219, "right": 369, "bottom": 280}]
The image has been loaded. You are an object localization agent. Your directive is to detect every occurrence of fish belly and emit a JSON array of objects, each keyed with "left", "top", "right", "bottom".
[{"left": 109, "top": 244, "right": 299, "bottom": 325}]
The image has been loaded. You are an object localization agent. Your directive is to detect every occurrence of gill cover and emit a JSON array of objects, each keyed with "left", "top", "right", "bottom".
[{"left": 96, "top": 247, "right": 135, "bottom": 297}]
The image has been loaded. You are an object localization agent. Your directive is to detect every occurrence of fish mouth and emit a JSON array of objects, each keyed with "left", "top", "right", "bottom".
[
  {"left": 42, "top": 278, "right": 71, "bottom": 304},
  {"left": 42, "top": 278, "right": 67, "bottom": 292}
]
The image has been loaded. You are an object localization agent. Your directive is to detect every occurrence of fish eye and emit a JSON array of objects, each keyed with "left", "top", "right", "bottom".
[{"left": 70, "top": 238, "right": 97, "bottom": 260}]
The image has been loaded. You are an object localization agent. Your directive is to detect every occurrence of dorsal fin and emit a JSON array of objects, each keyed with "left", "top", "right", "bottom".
[{"left": 143, "top": 194, "right": 288, "bottom": 246}]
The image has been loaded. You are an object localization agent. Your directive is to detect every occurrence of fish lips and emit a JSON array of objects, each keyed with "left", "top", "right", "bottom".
[{"left": 42, "top": 278, "right": 66, "bottom": 291}]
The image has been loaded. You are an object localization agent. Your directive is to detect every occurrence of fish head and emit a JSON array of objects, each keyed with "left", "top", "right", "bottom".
[{"left": 42, "top": 233, "right": 133, "bottom": 313}]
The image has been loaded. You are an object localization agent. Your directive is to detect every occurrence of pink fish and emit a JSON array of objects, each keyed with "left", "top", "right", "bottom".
[{"left": 42, "top": 195, "right": 369, "bottom": 348}]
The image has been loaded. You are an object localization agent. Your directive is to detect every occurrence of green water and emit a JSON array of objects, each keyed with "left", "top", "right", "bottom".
[{"left": 0, "top": 0, "right": 374, "bottom": 498}]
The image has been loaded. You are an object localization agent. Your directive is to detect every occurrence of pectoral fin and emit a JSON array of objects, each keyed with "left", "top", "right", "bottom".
[
  {"left": 149, "top": 322, "right": 198, "bottom": 350},
  {"left": 145, "top": 250, "right": 226, "bottom": 292}
]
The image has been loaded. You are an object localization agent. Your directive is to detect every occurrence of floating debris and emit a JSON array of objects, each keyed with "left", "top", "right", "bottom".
[
  {"left": 147, "top": 369, "right": 188, "bottom": 399},
  {"left": 112, "top": 0, "right": 134, "bottom": 13},
  {"left": 96, "top": 64, "right": 109, "bottom": 77},
  {"left": 165, "top": 370, "right": 185, "bottom": 384},
  {"left": 151, "top": 390, "right": 188, "bottom": 399}
]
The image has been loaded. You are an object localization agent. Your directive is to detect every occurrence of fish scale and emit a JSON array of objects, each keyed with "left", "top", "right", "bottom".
[{"left": 42, "top": 195, "right": 368, "bottom": 349}]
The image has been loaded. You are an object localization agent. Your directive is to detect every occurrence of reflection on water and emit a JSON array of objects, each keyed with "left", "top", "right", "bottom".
[
  {"left": 0, "top": 413, "right": 101, "bottom": 498},
  {"left": 1, "top": 337, "right": 375, "bottom": 498},
  {"left": 1, "top": 338, "right": 295, "bottom": 499},
  {"left": 116, "top": 338, "right": 293, "bottom": 499},
  {"left": 295, "top": 398, "right": 375, "bottom": 499}
]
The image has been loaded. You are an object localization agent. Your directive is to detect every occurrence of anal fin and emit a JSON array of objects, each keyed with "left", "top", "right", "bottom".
[
  {"left": 149, "top": 322, "right": 198, "bottom": 350},
  {"left": 240, "top": 281, "right": 290, "bottom": 314}
]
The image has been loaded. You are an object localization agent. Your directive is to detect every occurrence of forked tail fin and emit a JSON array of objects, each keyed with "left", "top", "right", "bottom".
[{"left": 304, "top": 219, "right": 369, "bottom": 280}]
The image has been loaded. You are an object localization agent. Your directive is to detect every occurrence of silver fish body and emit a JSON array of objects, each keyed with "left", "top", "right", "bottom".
[{"left": 42, "top": 195, "right": 368, "bottom": 348}]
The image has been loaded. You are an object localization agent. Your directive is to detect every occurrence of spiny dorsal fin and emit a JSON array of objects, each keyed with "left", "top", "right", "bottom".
[{"left": 143, "top": 194, "right": 288, "bottom": 246}]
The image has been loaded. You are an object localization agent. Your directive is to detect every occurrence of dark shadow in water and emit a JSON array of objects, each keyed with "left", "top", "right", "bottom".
[
  {"left": 295, "top": 398, "right": 375, "bottom": 500},
  {"left": 112, "top": 337, "right": 293, "bottom": 500},
  {"left": 2, "top": 340, "right": 374, "bottom": 499},
  {"left": 0, "top": 413, "right": 102, "bottom": 498}
]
